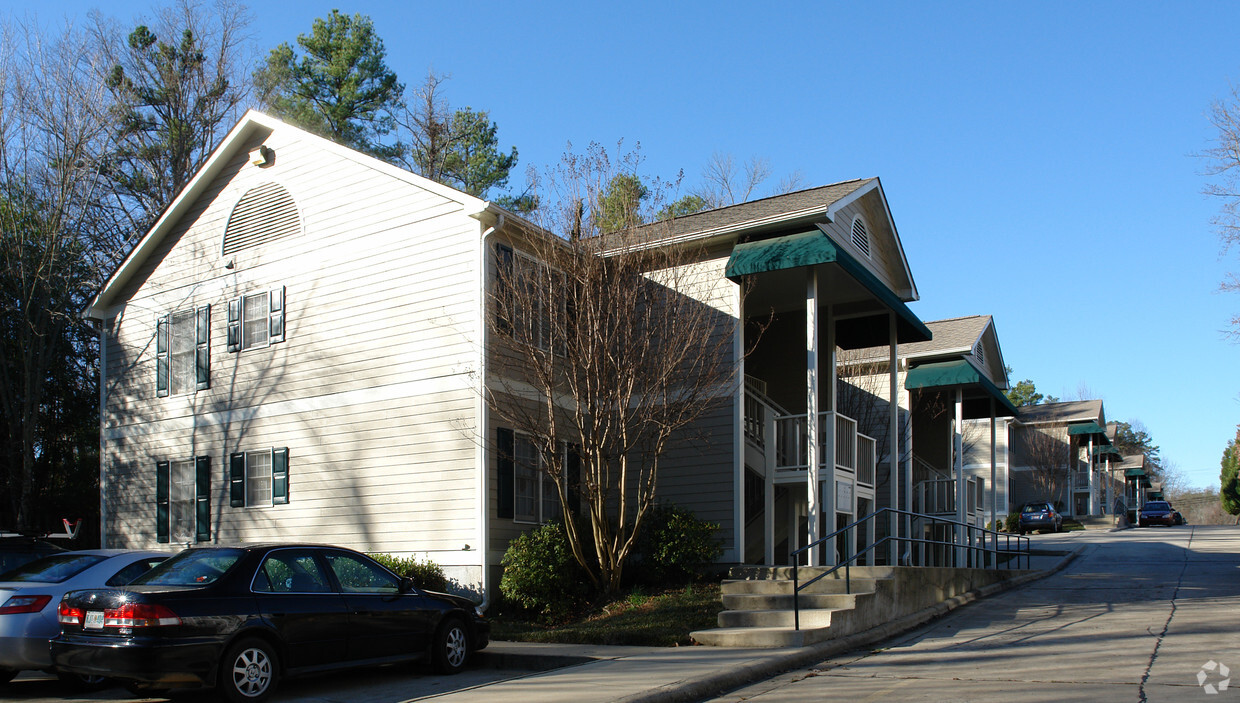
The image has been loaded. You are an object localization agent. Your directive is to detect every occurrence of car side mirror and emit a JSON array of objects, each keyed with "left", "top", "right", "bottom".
[{"left": 399, "top": 576, "right": 417, "bottom": 594}]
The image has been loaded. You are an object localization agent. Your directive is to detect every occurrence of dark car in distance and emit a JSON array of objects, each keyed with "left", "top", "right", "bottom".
[
  {"left": 50, "top": 544, "right": 488, "bottom": 703},
  {"left": 1018, "top": 502, "right": 1063, "bottom": 535},
  {"left": 1138, "top": 501, "right": 1180, "bottom": 527}
]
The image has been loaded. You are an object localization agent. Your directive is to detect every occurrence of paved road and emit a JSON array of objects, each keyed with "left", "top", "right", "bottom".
[{"left": 710, "top": 525, "right": 1240, "bottom": 703}]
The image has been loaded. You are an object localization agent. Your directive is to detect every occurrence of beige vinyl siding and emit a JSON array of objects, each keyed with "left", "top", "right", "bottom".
[
  {"left": 101, "top": 124, "right": 484, "bottom": 567},
  {"left": 817, "top": 194, "right": 906, "bottom": 298}
]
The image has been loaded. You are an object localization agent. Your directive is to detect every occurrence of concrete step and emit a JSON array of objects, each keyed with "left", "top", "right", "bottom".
[
  {"left": 718, "top": 607, "right": 839, "bottom": 628},
  {"left": 728, "top": 565, "right": 895, "bottom": 581},
  {"left": 721, "top": 577, "right": 881, "bottom": 595},
  {"left": 689, "top": 625, "right": 836, "bottom": 648},
  {"left": 721, "top": 591, "right": 863, "bottom": 611}
]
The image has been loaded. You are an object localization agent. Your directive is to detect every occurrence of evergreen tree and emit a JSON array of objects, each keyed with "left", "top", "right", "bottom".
[
  {"left": 100, "top": 0, "right": 251, "bottom": 237},
  {"left": 1222, "top": 427, "right": 1240, "bottom": 518},
  {"left": 255, "top": 10, "right": 402, "bottom": 159}
]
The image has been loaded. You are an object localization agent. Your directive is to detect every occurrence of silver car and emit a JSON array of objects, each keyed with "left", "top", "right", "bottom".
[{"left": 0, "top": 549, "right": 169, "bottom": 686}]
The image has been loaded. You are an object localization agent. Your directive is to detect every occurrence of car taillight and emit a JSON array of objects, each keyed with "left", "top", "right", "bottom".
[
  {"left": 103, "top": 603, "right": 181, "bottom": 628},
  {"left": 0, "top": 594, "right": 52, "bottom": 615},
  {"left": 58, "top": 601, "right": 84, "bottom": 624}
]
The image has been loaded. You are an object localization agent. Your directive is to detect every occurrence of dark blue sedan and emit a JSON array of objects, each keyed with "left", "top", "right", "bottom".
[{"left": 50, "top": 544, "right": 488, "bottom": 703}]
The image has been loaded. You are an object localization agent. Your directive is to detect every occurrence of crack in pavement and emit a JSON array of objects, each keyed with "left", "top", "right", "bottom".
[{"left": 1137, "top": 525, "right": 1193, "bottom": 702}]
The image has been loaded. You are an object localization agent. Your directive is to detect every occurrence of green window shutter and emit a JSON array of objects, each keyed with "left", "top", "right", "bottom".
[
  {"left": 269, "top": 286, "right": 285, "bottom": 343},
  {"left": 227, "top": 298, "right": 241, "bottom": 352},
  {"left": 155, "top": 460, "right": 170, "bottom": 543},
  {"left": 195, "top": 306, "right": 210, "bottom": 391},
  {"left": 272, "top": 448, "right": 289, "bottom": 504},
  {"left": 155, "top": 316, "right": 170, "bottom": 397},
  {"left": 496, "top": 428, "right": 514, "bottom": 519},
  {"left": 495, "top": 244, "right": 513, "bottom": 335},
  {"left": 229, "top": 453, "right": 246, "bottom": 507},
  {"left": 567, "top": 444, "right": 582, "bottom": 516},
  {"left": 195, "top": 456, "right": 211, "bottom": 542}
]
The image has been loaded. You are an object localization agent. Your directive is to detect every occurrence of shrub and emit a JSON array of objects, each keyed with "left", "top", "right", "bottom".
[
  {"left": 500, "top": 521, "right": 589, "bottom": 621},
  {"left": 635, "top": 504, "right": 722, "bottom": 586},
  {"left": 1003, "top": 512, "right": 1021, "bottom": 533},
  {"left": 369, "top": 553, "right": 448, "bottom": 592}
]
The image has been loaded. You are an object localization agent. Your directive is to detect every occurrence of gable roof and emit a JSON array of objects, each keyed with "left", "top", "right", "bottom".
[
  {"left": 84, "top": 110, "right": 499, "bottom": 319},
  {"left": 635, "top": 177, "right": 919, "bottom": 302},
  {"left": 851, "top": 314, "right": 992, "bottom": 362},
  {"left": 1017, "top": 399, "right": 1105, "bottom": 426}
]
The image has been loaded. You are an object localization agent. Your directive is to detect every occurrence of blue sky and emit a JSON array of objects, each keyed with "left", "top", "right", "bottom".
[{"left": 22, "top": 0, "right": 1240, "bottom": 488}]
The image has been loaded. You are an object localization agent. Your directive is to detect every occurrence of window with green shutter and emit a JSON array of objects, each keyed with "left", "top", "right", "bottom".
[
  {"left": 156, "top": 456, "right": 210, "bottom": 544},
  {"left": 229, "top": 448, "right": 290, "bottom": 507},
  {"left": 228, "top": 286, "right": 286, "bottom": 352},
  {"left": 156, "top": 305, "right": 210, "bottom": 397}
]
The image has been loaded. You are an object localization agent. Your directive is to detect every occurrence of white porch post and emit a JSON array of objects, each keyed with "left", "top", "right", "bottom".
[
  {"left": 764, "top": 411, "right": 775, "bottom": 565},
  {"left": 990, "top": 399, "right": 997, "bottom": 558},
  {"left": 806, "top": 271, "right": 820, "bottom": 566},
  {"left": 954, "top": 388, "right": 965, "bottom": 565},
  {"left": 1087, "top": 435, "right": 1096, "bottom": 515},
  {"left": 823, "top": 302, "right": 837, "bottom": 567},
  {"left": 902, "top": 376, "right": 912, "bottom": 562},
  {"left": 888, "top": 313, "right": 899, "bottom": 566},
  {"left": 1105, "top": 455, "right": 1113, "bottom": 519}
]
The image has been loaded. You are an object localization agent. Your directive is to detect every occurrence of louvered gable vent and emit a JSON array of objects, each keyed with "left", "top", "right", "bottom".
[
  {"left": 223, "top": 183, "right": 301, "bottom": 255},
  {"left": 851, "top": 216, "right": 871, "bottom": 258}
]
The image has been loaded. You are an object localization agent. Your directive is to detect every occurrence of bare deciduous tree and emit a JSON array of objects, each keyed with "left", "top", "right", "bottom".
[
  {"left": 1013, "top": 424, "right": 1070, "bottom": 508},
  {"left": 695, "top": 152, "right": 771, "bottom": 209},
  {"left": 1203, "top": 83, "right": 1240, "bottom": 335},
  {"left": 486, "top": 143, "right": 741, "bottom": 594},
  {"left": 0, "top": 17, "right": 118, "bottom": 532}
]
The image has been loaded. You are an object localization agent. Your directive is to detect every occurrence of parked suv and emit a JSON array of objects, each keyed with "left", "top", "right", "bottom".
[
  {"left": 1018, "top": 502, "right": 1063, "bottom": 535},
  {"left": 0, "top": 536, "right": 65, "bottom": 575}
]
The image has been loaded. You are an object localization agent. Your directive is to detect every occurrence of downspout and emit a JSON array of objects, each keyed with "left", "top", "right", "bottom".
[
  {"left": 97, "top": 318, "right": 108, "bottom": 548},
  {"left": 476, "top": 212, "right": 504, "bottom": 611}
]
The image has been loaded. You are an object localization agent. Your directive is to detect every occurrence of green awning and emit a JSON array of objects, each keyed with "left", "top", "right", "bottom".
[
  {"left": 1092, "top": 444, "right": 1122, "bottom": 458},
  {"left": 1068, "top": 421, "right": 1107, "bottom": 437},
  {"left": 725, "top": 228, "right": 932, "bottom": 345},
  {"left": 1125, "top": 468, "right": 1146, "bottom": 478},
  {"left": 904, "top": 359, "right": 1021, "bottom": 418}
]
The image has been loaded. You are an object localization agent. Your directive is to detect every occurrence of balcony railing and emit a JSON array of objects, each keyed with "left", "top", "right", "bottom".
[{"left": 742, "top": 389, "right": 877, "bottom": 488}]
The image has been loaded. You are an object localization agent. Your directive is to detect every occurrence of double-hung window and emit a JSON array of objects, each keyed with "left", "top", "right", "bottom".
[
  {"left": 493, "top": 244, "right": 565, "bottom": 352},
  {"left": 230, "top": 448, "right": 289, "bottom": 507},
  {"left": 155, "top": 457, "right": 210, "bottom": 543},
  {"left": 156, "top": 306, "right": 209, "bottom": 397},
  {"left": 496, "top": 428, "right": 576, "bottom": 523},
  {"left": 228, "top": 286, "right": 285, "bottom": 352}
]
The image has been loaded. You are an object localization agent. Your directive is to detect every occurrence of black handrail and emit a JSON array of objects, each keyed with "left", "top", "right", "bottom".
[{"left": 789, "top": 507, "right": 1031, "bottom": 630}]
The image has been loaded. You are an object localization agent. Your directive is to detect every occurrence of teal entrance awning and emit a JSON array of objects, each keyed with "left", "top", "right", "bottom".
[
  {"left": 903, "top": 359, "right": 1021, "bottom": 418},
  {"left": 1068, "top": 421, "right": 1107, "bottom": 437},
  {"left": 1125, "top": 468, "right": 1146, "bottom": 478},
  {"left": 1092, "top": 443, "right": 1122, "bottom": 459},
  {"left": 725, "top": 228, "right": 932, "bottom": 345}
]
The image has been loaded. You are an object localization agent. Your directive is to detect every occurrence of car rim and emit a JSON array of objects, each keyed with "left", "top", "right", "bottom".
[
  {"left": 231, "top": 646, "right": 272, "bottom": 697},
  {"left": 445, "top": 625, "right": 467, "bottom": 668}
]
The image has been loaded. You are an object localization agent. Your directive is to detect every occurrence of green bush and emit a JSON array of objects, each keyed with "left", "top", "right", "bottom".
[
  {"left": 1003, "top": 512, "right": 1020, "bottom": 533},
  {"left": 500, "top": 522, "right": 589, "bottom": 621},
  {"left": 369, "top": 553, "right": 448, "bottom": 592},
  {"left": 635, "top": 504, "right": 722, "bottom": 585}
]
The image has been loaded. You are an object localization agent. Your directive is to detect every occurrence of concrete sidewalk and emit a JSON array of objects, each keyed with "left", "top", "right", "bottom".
[{"left": 447, "top": 547, "right": 1080, "bottom": 703}]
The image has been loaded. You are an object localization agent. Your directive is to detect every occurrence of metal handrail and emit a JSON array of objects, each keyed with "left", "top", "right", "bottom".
[{"left": 789, "top": 507, "right": 1031, "bottom": 630}]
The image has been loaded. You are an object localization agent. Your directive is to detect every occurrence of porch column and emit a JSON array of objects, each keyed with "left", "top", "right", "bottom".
[
  {"left": 764, "top": 411, "right": 775, "bottom": 565},
  {"left": 888, "top": 312, "right": 899, "bottom": 566},
  {"left": 990, "top": 398, "right": 997, "bottom": 558},
  {"left": 954, "top": 388, "right": 965, "bottom": 565},
  {"left": 823, "top": 302, "right": 837, "bottom": 567},
  {"left": 902, "top": 377, "right": 912, "bottom": 562},
  {"left": 1104, "top": 455, "right": 1113, "bottom": 519},
  {"left": 806, "top": 271, "right": 820, "bottom": 566},
  {"left": 1088, "top": 435, "right": 1096, "bottom": 515}
]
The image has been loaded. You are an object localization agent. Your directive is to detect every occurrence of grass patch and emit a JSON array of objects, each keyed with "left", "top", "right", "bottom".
[{"left": 490, "top": 583, "right": 724, "bottom": 647}]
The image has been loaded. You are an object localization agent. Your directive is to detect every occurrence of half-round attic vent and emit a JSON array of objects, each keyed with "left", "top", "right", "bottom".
[
  {"left": 850, "top": 216, "right": 871, "bottom": 258},
  {"left": 223, "top": 182, "right": 301, "bottom": 255}
]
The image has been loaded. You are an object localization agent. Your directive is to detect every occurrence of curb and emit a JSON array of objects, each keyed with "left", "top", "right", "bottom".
[{"left": 616, "top": 547, "right": 1084, "bottom": 703}]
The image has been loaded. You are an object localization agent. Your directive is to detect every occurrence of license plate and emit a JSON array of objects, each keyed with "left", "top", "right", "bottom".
[{"left": 85, "top": 611, "right": 105, "bottom": 630}]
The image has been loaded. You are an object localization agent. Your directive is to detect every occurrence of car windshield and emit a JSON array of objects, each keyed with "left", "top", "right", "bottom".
[
  {"left": 130, "top": 548, "right": 244, "bottom": 586},
  {"left": 1143, "top": 502, "right": 1171, "bottom": 510},
  {"left": 0, "top": 553, "right": 106, "bottom": 583},
  {"left": 1023, "top": 504, "right": 1050, "bottom": 513}
]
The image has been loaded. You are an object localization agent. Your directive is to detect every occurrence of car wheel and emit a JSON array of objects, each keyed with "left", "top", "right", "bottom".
[
  {"left": 57, "top": 671, "right": 111, "bottom": 691},
  {"left": 219, "top": 637, "right": 279, "bottom": 703},
  {"left": 432, "top": 616, "right": 470, "bottom": 675}
]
